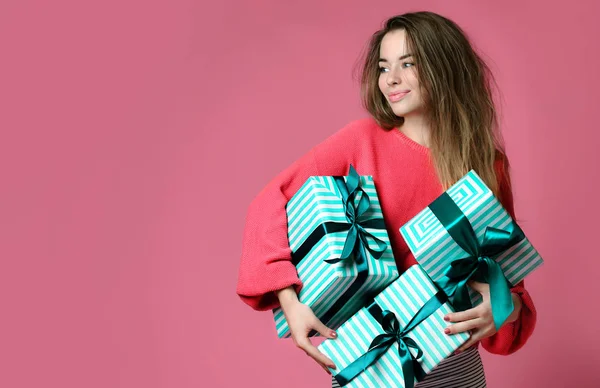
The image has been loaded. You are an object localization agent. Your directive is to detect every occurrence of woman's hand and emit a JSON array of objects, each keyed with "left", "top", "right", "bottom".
[
  {"left": 442, "top": 280, "right": 522, "bottom": 353},
  {"left": 276, "top": 287, "right": 338, "bottom": 374}
]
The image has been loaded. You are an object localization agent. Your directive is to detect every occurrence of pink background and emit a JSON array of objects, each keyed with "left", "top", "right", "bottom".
[{"left": 1, "top": 0, "right": 598, "bottom": 387}]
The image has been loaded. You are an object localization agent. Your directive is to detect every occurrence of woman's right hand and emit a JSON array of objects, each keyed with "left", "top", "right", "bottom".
[{"left": 276, "top": 286, "right": 338, "bottom": 375}]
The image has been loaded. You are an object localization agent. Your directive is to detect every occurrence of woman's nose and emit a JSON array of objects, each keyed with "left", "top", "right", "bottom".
[{"left": 386, "top": 69, "right": 401, "bottom": 86}]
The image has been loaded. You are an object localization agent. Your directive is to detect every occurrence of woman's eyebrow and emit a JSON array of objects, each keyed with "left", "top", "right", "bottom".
[{"left": 378, "top": 54, "right": 413, "bottom": 63}]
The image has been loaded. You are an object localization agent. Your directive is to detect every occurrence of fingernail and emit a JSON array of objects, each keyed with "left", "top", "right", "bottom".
[
  {"left": 444, "top": 328, "right": 451, "bottom": 335},
  {"left": 443, "top": 315, "right": 450, "bottom": 321},
  {"left": 330, "top": 331, "right": 337, "bottom": 338},
  {"left": 455, "top": 349, "right": 462, "bottom": 354}
]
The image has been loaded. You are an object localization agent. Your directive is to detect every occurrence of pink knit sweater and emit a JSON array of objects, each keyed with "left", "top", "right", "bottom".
[{"left": 236, "top": 118, "right": 536, "bottom": 355}]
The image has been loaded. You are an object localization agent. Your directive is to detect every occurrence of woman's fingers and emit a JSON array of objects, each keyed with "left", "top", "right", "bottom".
[
  {"left": 444, "top": 307, "right": 479, "bottom": 323},
  {"left": 444, "top": 317, "right": 483, "bottom": 335},
  {"left": 295, "top": 336, "right": 337, "bottom": 369},
  {"left": 467, "top": 280, "right": 490, "bottom": 294},
  {"left": 285, "top": 301, "right": 338, "bottom": 372},
  {"left": 306, "top": 343, "right": 336, "bottom": 369},
  {"left": 319, "top": 363, "right": 332, "bottom": 375},
  {"left": 456, "top": 330, "right": 482, "bottom": 352},
  {"left": 311, "top": 317, "right": 337, "bottom": 339}
]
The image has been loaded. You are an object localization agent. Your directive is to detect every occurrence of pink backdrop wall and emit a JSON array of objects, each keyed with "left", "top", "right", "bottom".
[{"left": 1, "top": 0, "right": 598, "bottom": 387}]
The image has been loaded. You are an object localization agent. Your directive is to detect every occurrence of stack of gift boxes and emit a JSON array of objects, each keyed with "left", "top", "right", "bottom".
[{"left": 273, "top": 165, "right": 543, "bottom": 387}]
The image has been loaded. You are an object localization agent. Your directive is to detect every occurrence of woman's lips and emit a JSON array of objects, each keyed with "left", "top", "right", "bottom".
[{"left": 389, "top": 90, "right": 410, "bottom": 102}]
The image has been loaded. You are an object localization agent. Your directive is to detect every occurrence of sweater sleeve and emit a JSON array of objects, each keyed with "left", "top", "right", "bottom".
[
  {"left": 236, "top": 121, "right": 363, "bottom": 311},
  {"left": 479, "top": 156, "right": 538, "bottom": 355},
  {"left": 236, "top": 149, "right": 320, "bottom": 311}
]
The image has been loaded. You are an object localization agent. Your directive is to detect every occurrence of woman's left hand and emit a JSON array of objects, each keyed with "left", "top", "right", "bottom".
[{"left": 443, "top": 280, "right": 522, "bottom": 353}]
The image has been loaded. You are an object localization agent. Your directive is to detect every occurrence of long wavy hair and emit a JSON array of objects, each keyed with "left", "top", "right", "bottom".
[{"left": 359, "top": 11, "right": 508, "bottom": 196}]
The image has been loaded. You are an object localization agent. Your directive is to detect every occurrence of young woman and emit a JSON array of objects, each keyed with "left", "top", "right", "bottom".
[{"left": 236, "top": 11, "right": 537, "bottom": 387}]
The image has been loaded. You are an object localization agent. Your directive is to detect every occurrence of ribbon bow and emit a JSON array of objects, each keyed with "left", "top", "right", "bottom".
[
  {"left": 334, "top": 292, "right": 447, "bottom": 387},
  {"left": 324, "top": 164, "right": 388, "bottom": 265},
  {"left": 429, "top": 192, "right": 525, "bottom": 329}
]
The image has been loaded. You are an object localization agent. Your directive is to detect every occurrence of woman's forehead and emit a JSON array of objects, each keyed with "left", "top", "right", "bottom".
[{"left": 379, "top": 30, "right": 411, "bottom": 58}]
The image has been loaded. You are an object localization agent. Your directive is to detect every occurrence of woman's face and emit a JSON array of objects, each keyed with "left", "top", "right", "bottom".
[{"left": 377, "top": 29, "right": 425, "bottom": 118}]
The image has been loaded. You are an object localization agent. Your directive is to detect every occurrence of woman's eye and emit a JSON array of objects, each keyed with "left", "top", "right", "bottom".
[{"left": 379, "top": 63, "right": 413, "bottom": 73}]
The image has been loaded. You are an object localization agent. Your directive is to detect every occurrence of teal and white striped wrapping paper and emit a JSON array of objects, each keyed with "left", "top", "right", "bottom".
[
  {"left": 399, "top": 170, "right": 543, "bottom": 307},
  {"left": 318, "top": 265, "right": 469, "bottom": 388},
  {"left": 273, "top": 173, "right": 399, "bottom": 338}
]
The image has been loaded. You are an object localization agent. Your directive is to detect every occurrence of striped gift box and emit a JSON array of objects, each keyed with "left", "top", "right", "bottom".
[
  {"left": 318, "top": 265, "right": 469, "bottom": 388},
  {"left": 399, "top": 170, "right": 543, "bottom": 308},
  {"left": 273, "top": 170, "right": 399, "bottom": 338}
]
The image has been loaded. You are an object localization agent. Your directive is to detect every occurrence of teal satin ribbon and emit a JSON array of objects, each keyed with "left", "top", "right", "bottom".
[
  {"left": 428, "top": 192, "right": 525, "bottom": 329},
  {"left": 325, "top": 164, "right": 388, "bottom": 265},
  {"left": 291, "top": 165, "right": 388, "bottom": 333},
  {"left": 334, "top": 291, "right": 447, "bottom": 387}
]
